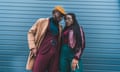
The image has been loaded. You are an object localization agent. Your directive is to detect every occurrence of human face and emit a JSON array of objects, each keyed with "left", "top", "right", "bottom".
[
  {"left": 53, "top": 10, "right": 64, "bottom": 22},
  {"left": 65, "top": 15, "right": 73, "bottom": 27}
]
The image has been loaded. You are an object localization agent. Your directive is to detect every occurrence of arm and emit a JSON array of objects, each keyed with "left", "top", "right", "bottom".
[
  {"left": 69, "top": 27, "right": 85, "bottom": 60},
  {"left": 75, "top": 27, "right": 85, "bottom": 60},
  {"left": 28, "top": 19, "right": 40, "bottom": 50},
  {"left": 70, "top": 27, "right": 85, "bottom": 71}
]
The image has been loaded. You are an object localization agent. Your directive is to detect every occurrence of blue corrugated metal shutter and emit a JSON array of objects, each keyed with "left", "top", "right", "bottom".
[{"left": 0, "top": 0, "right": 120, "bottom": 72}]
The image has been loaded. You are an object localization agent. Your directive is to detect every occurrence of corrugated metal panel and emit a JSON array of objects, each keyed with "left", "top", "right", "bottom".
[{"left": 0, "top": 0, "right": 120, "bottom": 72}]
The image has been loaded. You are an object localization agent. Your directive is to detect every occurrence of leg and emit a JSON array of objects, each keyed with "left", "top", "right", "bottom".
[
  {"left": 59, "top": 57, "right": 70, "bottom": 72},
  {"left": 32, "top": 53, "right": 50, "bottom": 72},
  {"left": 48, "top": 52, "right": 59, "bottom": 72},
  {"left": 59, "top": 45, "right": 71, "bottom": 72}
]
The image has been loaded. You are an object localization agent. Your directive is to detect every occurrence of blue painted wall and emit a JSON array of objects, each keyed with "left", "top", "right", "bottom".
[{"left": 0, "top": 0, "right": 120, "bottom": 72}]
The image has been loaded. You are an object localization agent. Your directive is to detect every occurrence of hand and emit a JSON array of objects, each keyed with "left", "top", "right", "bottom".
[
  {"left": 71, "top": 58, "right": 78, "bottom": 71},
  {"left": 31, "top": 48, "right": 37, "bottom": 56}
]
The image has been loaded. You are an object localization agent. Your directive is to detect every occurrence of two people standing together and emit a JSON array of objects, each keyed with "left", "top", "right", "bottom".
[{"left": 26, "top": 6, "right": 85, "bottom": 72}]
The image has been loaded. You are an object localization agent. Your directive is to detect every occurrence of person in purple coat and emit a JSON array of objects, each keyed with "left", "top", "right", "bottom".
[{"left": 60, "top": 13, "right": 85, "bottom": 72}]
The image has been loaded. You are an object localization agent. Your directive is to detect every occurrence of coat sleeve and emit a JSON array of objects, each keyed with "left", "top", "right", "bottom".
[
  {"left": 69, "top": 27, "right": 85, "bottom": 60},
  {"left": 74, "top": 27, "right": 85, "bottom": 60},
  {"left": 69, "top": 30, "right": 76, "bottom": 48},
  {"left": 27, "top": 19, "right": 40, "bottom": 50}
]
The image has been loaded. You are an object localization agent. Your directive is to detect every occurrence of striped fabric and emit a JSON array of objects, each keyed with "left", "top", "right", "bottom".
[{"left": 0, "top": 0, "right": 120, "bottom": 72}]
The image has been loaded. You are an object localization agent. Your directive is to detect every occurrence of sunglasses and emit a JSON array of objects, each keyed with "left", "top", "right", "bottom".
[{"left": 53, "top": 10, "right": 64, "bottom": 17}]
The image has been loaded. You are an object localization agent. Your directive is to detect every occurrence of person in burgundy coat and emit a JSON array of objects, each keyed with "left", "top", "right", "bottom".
[{"left": 26, "top": 6, "right": 66, "bottom": 72}]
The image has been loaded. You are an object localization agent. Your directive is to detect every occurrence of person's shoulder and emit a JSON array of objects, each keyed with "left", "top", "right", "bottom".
[
  {"left": 34, "top": 18, "right": 49, "bottom": 27},
  {"left": 37, "top": 18, "right": 49, "bottom": 22},
  {"left": 57, "top": 24, "right": 63, "bottom": 33},
  {"left": 59, "top": 24, "right": 63, "bottom": 28},
  {"left": 79, "top": 25, "right": 84, "bottom": 30},
  {"left": 79, "top": 25, "right": 85, "bottom": 34}
]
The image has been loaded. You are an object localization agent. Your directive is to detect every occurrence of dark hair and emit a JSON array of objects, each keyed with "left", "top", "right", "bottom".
[{"left": 65, "top": 13, "right": 82, "bottom": 53}]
